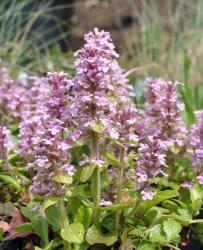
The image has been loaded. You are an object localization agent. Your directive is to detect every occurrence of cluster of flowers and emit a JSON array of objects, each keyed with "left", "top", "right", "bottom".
[
  {"left": 0, "top": 28, "right": 202, "bottom": 201},
  {"left": 0, "top": 65, "right": 30, "bottom": 121},
  {"left": 19, "top": 72, "right": 75, "bottom": 196},
  {"left": 0, "top": 126, "right": 13, "bottom": 160},
  {"left": 135, "top": 78, "right": 187, "bottom": 199},
  {"left": 188, "top": 112, "right": 203, "bottom": 185}
]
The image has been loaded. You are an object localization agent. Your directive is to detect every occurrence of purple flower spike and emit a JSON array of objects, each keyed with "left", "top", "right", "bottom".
[{"left": 188, "top": 112, "right": 203, "bottom": 185}]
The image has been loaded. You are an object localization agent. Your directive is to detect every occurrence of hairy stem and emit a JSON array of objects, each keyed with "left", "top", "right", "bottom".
[
  {"left": 189, "top": 219, "right": 203, "bottom": 224},
  {"left": 115, "top": 146, "right": 125, "bottom": 231},
  {"left": 92, "top": 131, "right": 100, "bottom": 224},
  {"left": 166, "top": 244, "right": 181, "bottom": 250}
]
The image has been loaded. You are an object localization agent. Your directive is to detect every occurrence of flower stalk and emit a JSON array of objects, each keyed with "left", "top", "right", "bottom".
[
  {"left": 115, "top": 146, "right": 125, "bottom": 231},
  {"left": 91, "top": 130, "right": 101, "bottom": 224}
]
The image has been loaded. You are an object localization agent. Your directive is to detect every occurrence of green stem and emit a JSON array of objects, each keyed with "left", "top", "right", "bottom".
[
  {"left": 166, "top": 244, "right": 181, "bottom": 250},
  {"left": 189, "top": 219, "right": 203, "bottom": 224},
  {"left": 115, "top": 147, "right": 125, "bottom": 231},
  {"left": 59, "top": 199, "right": 71, "bottom": 250},
  {"left": 92, "top": 131, "right": 100, "bottom": 224}
]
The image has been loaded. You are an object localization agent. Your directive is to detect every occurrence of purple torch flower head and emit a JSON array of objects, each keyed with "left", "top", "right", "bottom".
[
  {"left": 136, "top": 135, "right": 168, "bottom": 200},
  {"left": 70, "top": 28, "right": 132, "bottom": 142},
  {"left": 188, "top": 112, "right": 203, "bottom": 185},
  {"left": 0, "top": 65, "right": 30, "bottom": 122},
  {"left": 20, "top": 72, "right": 75, "bottom": 196},
  {"left": 143, "top": 78, "right": 186, "bottom": 147}
]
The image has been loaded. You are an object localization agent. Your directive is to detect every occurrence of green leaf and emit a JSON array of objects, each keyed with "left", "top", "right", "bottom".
[
  {"left": 162, "top": 200, "right": 179, "bottom": 212},
  {"left": 105, "top": 152, "right": 122, "bottom": 169},
  {"left": 136, "top": 190, "right": 179, "bottom": 217},
  {"left": 138, "top": 240, "right": 158, "bottom": 250},
  {"left": 53, "top": 174, "right": 73, "bottom": 184},
  {"left": 183, "top": 49, "right": 191, "bottom": 84},
  {"left": 91, "top": 123, "right": 105, "bottom": 133},
  {"left": 172, "top": 208, "right": 192, "bottom": 226},
  {"left": 0, "top": 174, "right": 21, "bottom": 190},
  {"left": 97, "top": 201, "right": 137, "bottom": 212},
  {"left": 46, "top": 205, "right": 61, "bottom": 230},
  {"left": 61, "top": 222, "right": 85, "bottom": 244},
  {"left": 15, "top": 223, "right": 32, "bottom": 233},
  {"left": 129, "top": 225, "right": 147, "bottom": 238},
  {"left": 32, "top": 218, "right": 49, "bottom": 246},
  {"left": 149, "top": 224, "right": 167, "bottom": 244},
  {"left": 180, "top": 85, "right": 196, "bottom": 126},
  {"left": 45, "top": 239, "right": 62, "bottom": 250},
  {"left": 74, "top": 205, "right": 92, "bottom": 229},
  {"left": 20, "top": 206, "right": 37, "bottom": 221},
  {"left": 42, "top": 196, "right": 60, "bottom": 210},
  {"left": 80, "top": 165, "right": 95, "bottom": 183},
  {"left": 0, "top": 228, "right": 3, "bottom": 241},
  {"left": 163, "top": 219, "right": 182, "bottom": 244},
  {"left": 86, "top": 225, "right": 117, "bottom": 246},
  {"left": 190, "top": 185, "right": 203, "bottom": 211},
  {"left": 78, "top": 242, "right": 90, "bottom": 250},
  {"left": 144, "top": 208, "right": 159, "bottom": 224}
]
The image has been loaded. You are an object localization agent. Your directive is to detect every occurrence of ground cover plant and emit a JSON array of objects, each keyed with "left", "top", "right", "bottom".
[{"left": 0, "top": 28, "right": 203, "bottom": 250}]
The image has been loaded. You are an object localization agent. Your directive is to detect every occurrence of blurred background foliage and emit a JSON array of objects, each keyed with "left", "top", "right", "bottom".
[{"left": 0, "top": 0, "right": 203, "bottom": 112}]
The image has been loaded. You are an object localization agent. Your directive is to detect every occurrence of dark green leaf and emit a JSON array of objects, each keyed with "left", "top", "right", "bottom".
[
  {"left": 46, "top": 205, "right": 61, "bottom": 230},
  {"left": 32, "top": 218, "right": 49, "bottom": 246},
  {"left": 0, "top": 174, "right": 21, "bottom": 190},
  {"left": 0, "top": 228, "right": 3, "bottom": 241},
  {"left": 15, "top": 223, "right": 32, "bottom": 233}
]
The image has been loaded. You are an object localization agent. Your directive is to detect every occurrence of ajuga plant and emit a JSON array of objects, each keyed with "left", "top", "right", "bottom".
[{"left": 1, "top": 28, "right": 203, "bottom": 250}]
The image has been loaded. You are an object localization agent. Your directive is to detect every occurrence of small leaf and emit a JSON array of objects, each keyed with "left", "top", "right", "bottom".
[
  {"left": 149, "top": 224, "right": 166, "bottom": 244},
  {"left": 74, "top": 205, "right": 92, "bottom": 229},
  {"left": 105, "top": 152, "right": 122, "bottom": 168},
  {"left": 20, "top": 206, "right": 37, "bottom": 221},
  {"left": 42, "top": 196, "right": 60, "bottom": 210},
  {"left": 138, "top": 240, "right": 158, "bottom": 250},
  {"left": 15, "top": 223, "right": 32, "bottom": 233},
  {"left": 0, "top": 174, "right": 21, "bottom": 190},
  {"left": 32, "top": 218, "right": 49, "bottom": 246},
  {"left": 91, "top": 123, "right": 105, "bottom": 133},
  {"left": 61, "top": 222, "right": 85, "bottom": 244},
  {"left": 80, "top": 165, "right": 95, "bottom": 183},
  {"left": 162, "top": 200, "right": 179, "bottom": 212},
  {"left": 136, "top": 190, "right": 179, "bottom": 217},
  {"left": 86, "top": 225, "right": 117, "bottom": 246},
  {"left": 0, "top": 228, "right": 3, "bottom": 241},
  {"left": 190, "top": 185, "right": 203, "bottom": 211},
  {"left": 163, "top": 219, "right": 182, "bottom": 243},
  {"left": 172, "top": 208, "right": 192, "bottom": 226},
  {"left": 45, "top": 239, "right": 62, "bottom": 250},
  {"left": 46, "top": 205, "right": 61, "bottom": 230},
  {"left": 53, "top": 174, "right": 72, "bottom": 184}
]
